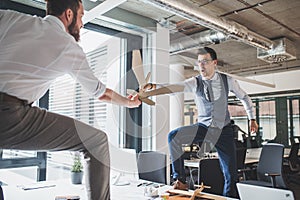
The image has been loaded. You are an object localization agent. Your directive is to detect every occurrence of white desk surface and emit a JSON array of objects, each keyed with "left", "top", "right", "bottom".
[
  {"left": 1, "top": 172, "right": 236, "bottom": 200},
  {"left": 184, "top": 147, "right": 297, "bottom": 167},
  {"left": 184, "top": 148, "right": 264, "bottom": 168},
  {"left": 244, "top": 147, "right": 296, "bottom": 164},
  {"left": 3, "top": 180, "right": 85, "bottom": 199}
]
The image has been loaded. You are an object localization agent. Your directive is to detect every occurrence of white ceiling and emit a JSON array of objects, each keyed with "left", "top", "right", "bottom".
[{"left": 80, "top": 0, "right": 300, "bottom": 78}]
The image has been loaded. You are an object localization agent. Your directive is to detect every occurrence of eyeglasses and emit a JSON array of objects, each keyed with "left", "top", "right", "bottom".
[{"left": 196, "top": 59, "right": 213, "bottom": 65}]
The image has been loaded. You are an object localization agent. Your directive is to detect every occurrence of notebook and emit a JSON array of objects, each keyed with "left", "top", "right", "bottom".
[{"left": 237, "top": 183, "right": 294, "bottom": 200}]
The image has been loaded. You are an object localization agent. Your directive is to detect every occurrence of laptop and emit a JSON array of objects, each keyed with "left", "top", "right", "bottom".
[
  {"left": 109, "top": 147, "right": 139, "bottom": 186},
  {"left": 237, "top": 183, "right": 294, "bottom": 200}
]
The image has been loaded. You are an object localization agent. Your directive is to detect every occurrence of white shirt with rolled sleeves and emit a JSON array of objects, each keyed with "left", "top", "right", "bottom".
[
  {"left": 183, "top": 72, "right": 255, "bottom": 121},
  {"left": 158, "top": 72, "right": 255, "bottom": 124},
  {"left": 0, "top": 10, "right": 106, "bottom": 103}
]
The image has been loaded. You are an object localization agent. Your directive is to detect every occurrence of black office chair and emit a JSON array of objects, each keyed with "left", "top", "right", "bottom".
[
  {"left": 236, "top": 146, "right": 247, "bottom": 181},
  {"left": 198, "top": 158, "right": 224, "bottom": 195},
  {"left": 137, "top": 151, "right": 167, "bottom": 184},
  {"left": 0, "top": 184, "right": 3, "bottom": 200},
  {"left": 284, "top": 142, "right": 300, "bottom": 185},
  {"left": 285, "top": 143, "right": 300, "bottom": 172},
  {"left": 240, "top": 143, "right": 287, "bottom": 189}
]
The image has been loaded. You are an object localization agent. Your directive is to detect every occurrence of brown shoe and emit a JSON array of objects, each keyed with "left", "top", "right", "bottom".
[{"left": 173, "top": 180, "right": 188, "bottom": 190}]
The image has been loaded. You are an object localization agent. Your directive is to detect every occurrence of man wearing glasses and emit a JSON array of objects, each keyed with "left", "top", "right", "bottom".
[{"left": 145, "top": 47, "right": 258, "bottom": 197}]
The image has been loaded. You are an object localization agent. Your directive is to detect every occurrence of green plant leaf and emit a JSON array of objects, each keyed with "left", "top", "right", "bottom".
[{"left": 71, "top": 153, "right": 83, "bottom": 172}]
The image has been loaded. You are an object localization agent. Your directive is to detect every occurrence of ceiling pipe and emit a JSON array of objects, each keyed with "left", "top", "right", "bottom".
[
  {"left": 140, "top": 0, "right": 274, "bottom": 51},
  {"left": 170, "top": 29, "right": 228, "bottom": 55}
]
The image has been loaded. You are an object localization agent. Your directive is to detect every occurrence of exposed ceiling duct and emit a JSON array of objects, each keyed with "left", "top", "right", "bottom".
[
  {"left": 140, "top": 0, "right": 274, "bottom": 50},
  {"left": 170, "top": 29, "right": 228, "bottom": 55},
  {"left": 257, "top": 37, "right": 297, "bottom": 63}
]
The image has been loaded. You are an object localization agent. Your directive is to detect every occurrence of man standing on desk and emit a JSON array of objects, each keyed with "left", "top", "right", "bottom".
[
  {"left": 144, "top": 47, "right": 258, "bottom": 197},
  {"left": 0, "top": 0, "right": 141, "bottom": 200}
]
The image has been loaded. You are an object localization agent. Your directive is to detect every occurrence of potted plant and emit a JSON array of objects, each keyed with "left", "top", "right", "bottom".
[{"left": 71, "top": 152, "right": 83, "bottom": 184}]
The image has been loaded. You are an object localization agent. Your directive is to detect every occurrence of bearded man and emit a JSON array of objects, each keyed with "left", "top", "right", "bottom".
[{"left": 0, "top": 1, "right": 141, "bottom": 199}]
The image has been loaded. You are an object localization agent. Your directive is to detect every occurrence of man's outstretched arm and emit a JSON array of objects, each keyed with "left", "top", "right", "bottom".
[{"left": 99, "top": 88, "right": 141, "bottom": 108}]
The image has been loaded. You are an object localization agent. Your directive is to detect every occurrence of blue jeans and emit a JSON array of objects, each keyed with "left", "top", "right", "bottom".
[{"left": 168, "top": 123, "right": 237, "bottom": 197}]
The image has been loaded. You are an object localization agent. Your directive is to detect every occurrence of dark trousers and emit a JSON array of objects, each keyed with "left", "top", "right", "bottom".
[
  {"left": 0, "top": 101, "right": 110, "bottom": 200},
  {"left": 168, "top": 123, "right": 237, "bottom": 197}
]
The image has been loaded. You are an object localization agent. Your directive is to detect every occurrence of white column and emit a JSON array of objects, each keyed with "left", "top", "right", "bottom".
[
  {"left": 152, "top": 27, "right": 190, "bottom": 184},
  {"left": 152, "top": 24, "right": 171, "bottom": 184},
  {"left": 169, "top": 56, "right": 186, "bottom": 131},
  {"left": 153, "top": 24, "right": 170, "bottom": 153}
]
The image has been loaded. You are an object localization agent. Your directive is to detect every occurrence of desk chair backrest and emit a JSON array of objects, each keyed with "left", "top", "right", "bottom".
[
  {"left": 288, "top": 142, "right": 300, "bottom": 171},
  {"left": 198, "top": 158, "right": 224, "bottom": 195},
  {"left": 257, "top": 143, "right": 286, "bottom": 188},
  {"left": 0, "top": 185, "right": 3, "bottom": 200},
  {"left": 236, "top": 146, "right": 247, "bottom": 181},
  {"left": 236, "top": 147, "right": 247, "bottom": 170},
  {"left": 137, "top": 151, "right": 166, "bottom": 184}
]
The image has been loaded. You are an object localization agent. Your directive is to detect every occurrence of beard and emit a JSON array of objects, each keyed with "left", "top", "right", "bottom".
[{"left": 68, "top": 17, "right": 80, "bottom": 42}]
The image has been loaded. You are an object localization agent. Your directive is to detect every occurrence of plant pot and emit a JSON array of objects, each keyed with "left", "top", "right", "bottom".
[{"left": 71, "top": 171, "right": 83, "bottom": 184}]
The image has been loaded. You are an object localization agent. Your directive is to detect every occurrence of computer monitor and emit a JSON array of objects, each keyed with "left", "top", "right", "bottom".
[
  {"left": 109, "top": 146, "right": 139, "bottom": 186},
  {"left": 237, "top": 183, "right": 295, "bottom": 200}
]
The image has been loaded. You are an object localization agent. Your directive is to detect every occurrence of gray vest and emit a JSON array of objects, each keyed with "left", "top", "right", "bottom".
[{"left": 195, "top": 73, "right": 230, "bottom": 129}]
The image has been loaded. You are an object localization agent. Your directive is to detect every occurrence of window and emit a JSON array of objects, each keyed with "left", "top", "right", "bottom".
[
  {"left": 49, "top": 29, "right": 122, "bottom": 142},
  {"left": 47, "top": 29, "right": 125, "bottom": 177},
  {"left": 288, "top": 98, "right": 300, "bottom": 144}
]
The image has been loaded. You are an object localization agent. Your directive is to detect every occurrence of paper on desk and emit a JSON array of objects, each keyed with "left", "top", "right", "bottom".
[
  {"left": 55, "top": 195, "right": 80, "bottom": 200},
  {"left": 18, "top": 182, "right": 56, "bottom": 190}
]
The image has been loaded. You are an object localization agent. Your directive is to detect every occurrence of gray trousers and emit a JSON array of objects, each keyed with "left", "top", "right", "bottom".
[{"left": 0, "top": 101, "right": 110, "bottom": 200}]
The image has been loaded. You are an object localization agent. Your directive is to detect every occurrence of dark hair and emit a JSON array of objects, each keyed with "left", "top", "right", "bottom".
[
  {"left": 197, "top": 47, "right": 217, "bottom": 60},
  {"left": 45, "top": 0, "right": 82, "bottom": 16}
]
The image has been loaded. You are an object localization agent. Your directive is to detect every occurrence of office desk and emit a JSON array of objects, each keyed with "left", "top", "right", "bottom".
[
  {"left": 184, "top": 159, "right": 201, "bottom": 168},
  {"left": 184, "top": 149, "right": 262, "bottom": 167},
  {"left": 184, "top": 154, "right": 218, "bottom": 168},
  {"left": 2, "top": 174, "right": 236, "bottom": 200},
  {"left": 185, "top": 147, "right": 299, "bottom": 167},
  {"left": 245, "top": 147, "right": 299, "bottom": 164},
  {"left": 244, "top": 148, "right": 261, "bottom": 164}
]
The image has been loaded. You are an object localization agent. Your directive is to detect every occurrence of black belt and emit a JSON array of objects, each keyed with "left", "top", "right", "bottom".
[{"left": 0, "top": 92, "right": 30, "bottom": 105}]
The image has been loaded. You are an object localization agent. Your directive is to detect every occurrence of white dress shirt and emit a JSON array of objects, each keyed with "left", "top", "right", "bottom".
[
  {"left": 159, "top": 72, "right": 255, "bottom": 121},
  {"left": 0, "top": 10, "right": 106, "bottom": 103},
  {"left": 184, "top": 72, "right": 255, "bottom": 120}
]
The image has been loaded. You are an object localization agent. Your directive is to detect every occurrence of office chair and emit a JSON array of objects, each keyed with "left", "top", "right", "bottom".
[
  {"left": 198, "top": 158, "right": 224, "bottom": 195},
  {"left": 240, "top": 143, "right": 287, "bottom": 189},
  {"left": 0, "top": 184, "right": 3, "bottom": 200},
  {"left": 236, "top": 146, "right": 247, "bottom": 181},
  {"left": 0, "top": 151, "right": 3, "bottom": 200},
  {"left": 285, "top": 143, "right": 300, "bottom": 172},
  {"left": 284, "top": 142, "right": 300, "bottom": 185},
  {"left": 137, "top": 151, "right": 167, "bottom": 184}
]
